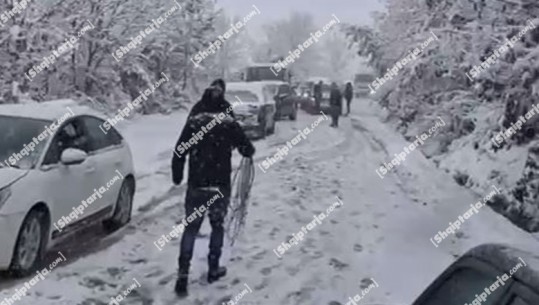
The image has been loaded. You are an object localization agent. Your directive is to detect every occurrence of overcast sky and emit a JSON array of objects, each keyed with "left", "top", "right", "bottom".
[{"left": 216, "top": 0, "right": 386, "bottom": 27}]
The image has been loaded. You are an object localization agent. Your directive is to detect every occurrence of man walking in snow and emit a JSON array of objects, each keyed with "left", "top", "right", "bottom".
[
  {"left": 329, "top": 82, "right": 343, "bottom": 127},
  {"left": 171, "top": 81, "right": 255, "bottom": 297},
  {"left": 313, "top": 80, "right": 323, "bottom": 112},
  {"left": 344, "top": 82, "right": 354, "bottom": 116}
]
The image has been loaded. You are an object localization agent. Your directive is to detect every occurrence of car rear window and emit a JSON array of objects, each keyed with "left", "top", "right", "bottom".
[{"left": 226, "top": 90, "right": 259, "bottom": 103}]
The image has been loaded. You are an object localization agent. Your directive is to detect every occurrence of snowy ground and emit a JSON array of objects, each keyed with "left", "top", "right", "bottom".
[{"left": 1, "top": 98, "right": 539, "bottom": 305}]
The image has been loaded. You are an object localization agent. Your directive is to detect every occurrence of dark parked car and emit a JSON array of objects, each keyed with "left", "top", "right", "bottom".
[
  {"left": 296, "top": 85, "right": 315, "bottom": 111},
  {"left": 303, "top": 83, "right": 331, "bottom": 115},
  {"left": 411, "top": 244, "right": 539, "bottom": 305}
]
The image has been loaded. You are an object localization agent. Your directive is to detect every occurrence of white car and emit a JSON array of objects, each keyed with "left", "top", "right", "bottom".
[
  {"left": 226, "top": 82, "right": 277, "bottom": 139},
  {"left": 0, "top": 100, "right": 135, "bottom": 276}
]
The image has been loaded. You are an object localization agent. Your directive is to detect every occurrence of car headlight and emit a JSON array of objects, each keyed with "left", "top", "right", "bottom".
[{"left": 0, "top": 187, "right": 12, "bottom": 210}]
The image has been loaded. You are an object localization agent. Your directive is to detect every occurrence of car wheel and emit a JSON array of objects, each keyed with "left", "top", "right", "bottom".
[
  {"left": 103, "top": 179, "right": 134, "bottom": 232},
  {"left": 10, "top": 209, "right": 47, "bottom": 276}
]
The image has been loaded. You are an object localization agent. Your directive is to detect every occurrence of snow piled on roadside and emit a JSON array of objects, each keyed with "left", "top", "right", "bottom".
[
  {"left": 354, "top": 101, "right": 539, "bottom": 246},
  {"left": 436, "top": 102, "right": 528, "bottom": 192}
]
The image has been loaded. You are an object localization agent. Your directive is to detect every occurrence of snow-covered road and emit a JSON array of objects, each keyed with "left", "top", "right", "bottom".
[{"left": 1, "top": 99, "right": 538, "bottom": 305}]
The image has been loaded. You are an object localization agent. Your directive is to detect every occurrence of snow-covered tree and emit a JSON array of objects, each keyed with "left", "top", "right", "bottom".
[
  {"left": 319, "top": 29, "right": 361, "bottom": 82},
  {"left": 346, "top": 0, "right": 539, "bottom": 231},
  {"left": 0, "top": 0, "right": 219, "bottom": 113},
  {"left": 256, "top": 12, "right": 322, "bottom": 79}
]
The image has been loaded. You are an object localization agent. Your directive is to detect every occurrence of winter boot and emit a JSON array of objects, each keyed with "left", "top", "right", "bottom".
[
  {"left": 174, "top": 265, "right": 189, "bottom": 297},
  {"left": 207, "top": 254, "right": 227, "bottom": 284}
]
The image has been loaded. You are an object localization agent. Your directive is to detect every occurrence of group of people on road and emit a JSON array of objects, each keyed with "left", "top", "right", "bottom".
[{"left": 313, "top": 81, "right": 354, "bottom": 128}]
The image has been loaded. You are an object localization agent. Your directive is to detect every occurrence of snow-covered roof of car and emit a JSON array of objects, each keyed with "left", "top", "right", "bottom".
[
  {"left": 0, "top": 99, "right": 103, "bottom": 121},
  {"left": 465, "top": 244, "right": 539, "bottom": 289}
]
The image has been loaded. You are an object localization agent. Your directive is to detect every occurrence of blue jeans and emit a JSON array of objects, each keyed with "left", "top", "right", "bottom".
[{"left": 178, "top": 187, "right": 230, "bottom": 271}]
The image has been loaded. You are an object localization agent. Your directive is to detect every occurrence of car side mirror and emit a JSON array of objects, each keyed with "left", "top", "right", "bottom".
[{"left": 60, "top": 148, "right": 87, "bottom": 166}]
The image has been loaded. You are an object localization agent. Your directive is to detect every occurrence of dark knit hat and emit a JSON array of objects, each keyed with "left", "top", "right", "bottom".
[{"left": 210, "top": 79, "right": 226, "bottom": 93}]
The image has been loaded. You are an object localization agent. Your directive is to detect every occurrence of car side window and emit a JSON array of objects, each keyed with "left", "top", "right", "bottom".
[
  {"left": 417, "top": 268, "right": 507, "bottom": 305},
  {"left": 82, "top": 116, "right": 122, "bottom": 152},
  {"left": 42, "top": 119, "right": 89, "bottom": 165}
]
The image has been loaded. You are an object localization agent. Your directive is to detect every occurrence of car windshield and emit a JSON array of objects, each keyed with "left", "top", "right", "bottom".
[
  {"left": 226, "top": 90, "right": 259, "bottom": 103},
  {"left": 0, "top": 115, "right": 52, "bottom": 169}
]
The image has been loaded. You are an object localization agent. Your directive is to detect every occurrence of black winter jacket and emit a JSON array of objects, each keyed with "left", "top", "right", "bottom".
[
  {"left": 330, "top": 88, "right": 343, "bottom": 107},
  {"left": 172, "top": 100, "right": 254, "bottom": 188}
]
